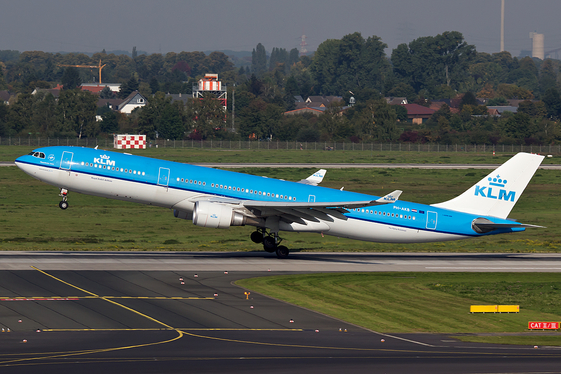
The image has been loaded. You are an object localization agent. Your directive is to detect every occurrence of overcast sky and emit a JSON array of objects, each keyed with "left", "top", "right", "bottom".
[{"left": 2, "top": 0, "right": 560, "bottom": 57}]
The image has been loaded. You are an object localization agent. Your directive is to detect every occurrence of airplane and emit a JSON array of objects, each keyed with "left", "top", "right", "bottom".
[{"left": 15, "top": 146, "right": 544, "bottom": 258}]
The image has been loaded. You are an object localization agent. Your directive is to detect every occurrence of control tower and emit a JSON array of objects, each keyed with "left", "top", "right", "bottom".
[{"left": 192, "top": 74, "right": 227, "bottom": 110}]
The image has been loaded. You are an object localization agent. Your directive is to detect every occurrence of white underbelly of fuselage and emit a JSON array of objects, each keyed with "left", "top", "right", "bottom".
[
  {"left": 324, "top": 217, "right": 467, "bottom": 243},
  {"left": 20, "top": 164, "right": 194, "bottom": 209}
]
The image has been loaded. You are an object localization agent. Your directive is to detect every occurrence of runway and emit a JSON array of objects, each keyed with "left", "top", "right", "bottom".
[
  {"left": 0, "top": 253, "right": 560, "bottom": 373},
  {"left": 1, "top": 251, "right": 561, "bottom": 272},
  {"left": 0, "top": 266, "right": 560, "bottom": 374}
]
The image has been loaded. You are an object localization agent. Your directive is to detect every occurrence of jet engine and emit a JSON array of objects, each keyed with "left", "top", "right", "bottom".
[{"left": 192, "top": 200, "right": 246, "bottom": 229}]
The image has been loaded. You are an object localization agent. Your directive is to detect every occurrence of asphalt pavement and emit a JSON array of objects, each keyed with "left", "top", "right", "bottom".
[{"left": 0, "top": 266, "right": 560, "bottom": 373}]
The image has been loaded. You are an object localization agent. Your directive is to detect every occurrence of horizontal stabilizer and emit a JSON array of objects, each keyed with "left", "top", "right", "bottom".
[
  {"left": 472, "top": 217, "right": 544, "bottom": 233},
  {"left": 376, "top": 190, "right": 402, "bottom": 204},
  {"left": 298, "top": 169, "right": 327, "bottom": 186}
]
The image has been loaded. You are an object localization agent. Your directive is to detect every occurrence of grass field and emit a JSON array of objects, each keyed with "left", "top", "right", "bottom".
[
  {"left": 3, "top": 145, "right": 561, "bottom": 165},
  {"left": 237, "top": 272, "right": 561, "bottom": 346}
]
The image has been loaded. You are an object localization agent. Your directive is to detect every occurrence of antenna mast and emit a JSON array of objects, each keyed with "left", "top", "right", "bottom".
[{"left": 500, "top": 0, "right": 505, "bottom": 52}]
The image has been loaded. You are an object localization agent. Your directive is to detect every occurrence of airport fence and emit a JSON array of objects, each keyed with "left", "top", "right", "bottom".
[{"left": 1, "top": 137, "right": 560, "bottom": 154}]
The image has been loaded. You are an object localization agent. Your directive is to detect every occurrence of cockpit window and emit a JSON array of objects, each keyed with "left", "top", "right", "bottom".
[{"left": 29, "top": 152, "right": 46, "bottom": 159}]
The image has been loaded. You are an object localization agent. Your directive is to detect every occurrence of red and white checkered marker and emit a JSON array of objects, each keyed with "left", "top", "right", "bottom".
[
  {"left": 315, "top": 330, "right": 319, "bottom": 333},
  {"left": 18, "top": 320, "right": 22, "bottom": 323},
  {"left": 289, "top": 319, "right": 294, "bottom": 323},
  {"left": 250, "top": 305, "right": 254, "bottom": 309},
  {"left": 36, "top": 330, "right": 41, "bottom": 333},
  {"left": 180, "top": 281, "right": 184, "bottom": 285},
  {"left": 179, "top": 277, "right": 183, "bottom": 281},
  {"left": 224, "top": 271, "right": 228, "bottom": 274},
  {"left": 214, "top": 293, "right": 218, "bottom": 297},
  {"left": 381, "top": 339, "right": 385, "bottom": 342},
  {"left": 194, "top": 274, "right": 198, "bottom": 278},
  {"left": 22, "top": 339, "right": 27, "bottom": 343},
  {"left": 114, "top": 135, "right": 147, "bottom": 149}
]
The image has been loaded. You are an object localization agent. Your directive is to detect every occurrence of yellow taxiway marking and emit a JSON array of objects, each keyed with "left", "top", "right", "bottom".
[
  {"left": 0, "top": 296, "right": 213, "bottom": 300},
  {"left": 0, "top": 267, "right": 187, "bottom": 367},
  {"left": 30, "top": 266, "right": 175, "bottom": 330},
  {"left": 42, "top": 328, "right": 303, "bottom": 332}
]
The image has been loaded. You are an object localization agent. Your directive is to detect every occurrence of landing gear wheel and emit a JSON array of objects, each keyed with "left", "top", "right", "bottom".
[
  {"left": 263, "top": 236, "right": 276, "bottom": 253},
  {"left": 276, "top": 245, "right": 289, "bottom": 259},
  {"left": 250, "top": 231, "right": 263, "bottom": 244},
  {"left": 59, "top": 201, "right": 69, "bottom": 210}
]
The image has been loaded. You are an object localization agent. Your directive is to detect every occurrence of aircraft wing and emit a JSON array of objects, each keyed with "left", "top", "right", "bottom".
[
  {"left": 203, "top": 190, "right": 403, "bottom": 224},
  {"left": 206, "top": 190, "right": 402, "bottom": 210}
]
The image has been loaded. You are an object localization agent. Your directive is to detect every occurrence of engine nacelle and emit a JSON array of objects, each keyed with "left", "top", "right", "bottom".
[
  {"left": 192, "top": 201, "right": 246, "bottom": 229},
  {"left": 173, "top": 209, "right": 193, "bottom": 220}
]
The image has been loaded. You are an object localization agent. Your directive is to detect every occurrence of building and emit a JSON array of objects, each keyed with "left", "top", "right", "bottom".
[
  {"left": 400, "top": 104, "right": 436, "bottom": 124},
  {"left": 81, "top": 83, "right": 121, "bottom": 94},
  {"left": 117, "top": 91, "right": 147, "bottom": 114},
  {"left": 192, "top": 74, "right": 227, "bottom": 110}
]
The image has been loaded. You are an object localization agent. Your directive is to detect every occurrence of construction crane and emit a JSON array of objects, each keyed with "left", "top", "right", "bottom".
[{"left": 58, "top": 59, "right": 107, "bottom": 84}]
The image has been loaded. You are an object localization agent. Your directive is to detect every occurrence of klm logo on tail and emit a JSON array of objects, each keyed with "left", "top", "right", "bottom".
[{"left": 474, "top": 175, "right": 515, "bottom": 202}]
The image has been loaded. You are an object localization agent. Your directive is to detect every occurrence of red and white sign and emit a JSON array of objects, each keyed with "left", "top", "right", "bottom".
[
  {"left": 528, "top": 322, "right": 559, "bottom": 330},
  {"left": 114, "top": 134, "right": 146, "bottom": 149}
]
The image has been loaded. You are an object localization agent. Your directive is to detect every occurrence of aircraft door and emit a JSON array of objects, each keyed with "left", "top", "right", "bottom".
[
  {"left": 60, "top": 151, "right": 74, "bottom": 170},
  {"left": 158, "top": 167, "right": 170, "bottom": 186},
  {"left": 426, "top": 211, "right": 437, "bottom": 230},
  {"left": 308, "top": 195, "right": 316, "bottom": 202}
]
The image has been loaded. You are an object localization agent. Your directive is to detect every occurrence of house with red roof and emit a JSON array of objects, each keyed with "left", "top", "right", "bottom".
[{"left": 400, "top": 104, "right": 436, "bottom": 124}]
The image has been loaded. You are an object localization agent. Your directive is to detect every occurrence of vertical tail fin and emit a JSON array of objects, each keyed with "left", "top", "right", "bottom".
[{"left": 432, "top": 153, "right": 544, "bottom": 218}]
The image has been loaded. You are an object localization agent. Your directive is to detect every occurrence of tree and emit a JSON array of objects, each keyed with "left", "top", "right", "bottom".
[
  {"left": 391, "top": 31, "right": 475, "bottom": 94},
  {"left": 99, "top": 86, "right": 115, "bottom": 99},
  {"left": 310, "top": 32, "right": 390, "bottom": 96},
  {"left": 100, "top": 110, "right": 119, "bottom": 133},
  {"left": 61, "top": 67, "right": 82, "bottom": 90},
  {"left": 185, "top": 94, "right": 227, "bottom": 139},
  {"left": 149, "top": 77, "right": 160, "bottom": 94},
  {"left": 56, "top": 90, "right": 98, "bottom": 138},
  {"left": 542, "top": 88, "right": 561, "bottom": 119},
  {"left": 539, "top": 59, "right": 558, "bottom": 95},
  {"left": 138, "top": 92, "right": 184, "bottom": 139},
  {"left": 251, "top": 43, "right": 267, "bottom": 77},
  {"left": 386, "top": 82, "right": 416, "bottom": 101},
  {"left": 503, "top": 113, "right": 536, "bottom": 140},
  {"left": 0, "top": 101, "right": 8, "bottom": 136},
  {"left": 459, "top": 91, "right": 477, "bottom": 110},
  {"left": 288, "top": 48, "right": 299, "bottom": 69},
  {"left": 352, "top": 99, "right": 399, "bottom": 142},
  {"left": 118, "top": 76, "right": 139, "bottom": 99}
]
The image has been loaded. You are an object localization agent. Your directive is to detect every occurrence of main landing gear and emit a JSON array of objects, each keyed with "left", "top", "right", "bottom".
[
  {"left": 59, "top": 188, "right": 69, "bottom": 210},
  {"left": 250, "top": 228, "right": 289, "bottom": 259}
]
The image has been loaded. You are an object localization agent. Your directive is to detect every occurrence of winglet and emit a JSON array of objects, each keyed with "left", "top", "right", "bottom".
[
  {"left": 376, "top": 190, "right": 402, "bottom": 203},
  {"left": 298, "top": 169, "right": 327, "bottom": 186}
]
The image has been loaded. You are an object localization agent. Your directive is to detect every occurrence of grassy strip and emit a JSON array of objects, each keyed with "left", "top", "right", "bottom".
[
  {"left": 3, "top": 145, "right": 560, "bottom": 165},
  {"left": 236, "top": 273, "right": 561, "bottom": 346},
  {"left": 452, "top": 335, "right": 561, "bottom": 346},
  {"left": 1, "top": 165, "right": 559, "bottom": 252}
]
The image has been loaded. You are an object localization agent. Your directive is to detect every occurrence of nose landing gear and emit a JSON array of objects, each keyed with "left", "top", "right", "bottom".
[
  {"left": 59, "top": 189, "right": 69, "bottom": 210},
  {"left": 250, "top": 228, "right": 289, "bottom": 259}
]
